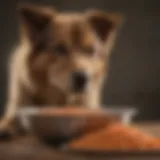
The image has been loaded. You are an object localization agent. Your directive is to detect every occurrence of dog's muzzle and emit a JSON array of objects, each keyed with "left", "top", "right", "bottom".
[{"left": 71, "top": 71, "right": 88, "bottom": 92}]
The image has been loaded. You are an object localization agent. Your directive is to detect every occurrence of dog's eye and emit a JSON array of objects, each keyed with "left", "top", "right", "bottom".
[
  {"left": 52, "top": 44, "right": 68, "bottom": 56},
  {"left": 82, "top": 45, "right": 94, "bottom": 55}
]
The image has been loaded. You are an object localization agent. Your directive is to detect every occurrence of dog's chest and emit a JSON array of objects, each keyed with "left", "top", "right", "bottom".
[{"left": 31, "top": 88, "right": 67, "bottom": 106}]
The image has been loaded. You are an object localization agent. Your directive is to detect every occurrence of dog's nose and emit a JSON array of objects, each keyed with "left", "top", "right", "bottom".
[{"left": 71, "top": 71, "right": 88, "bottom": 92}]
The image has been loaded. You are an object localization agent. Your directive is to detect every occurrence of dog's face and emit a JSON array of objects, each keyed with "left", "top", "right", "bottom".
[{"left": 18, "top": 5, "right": 123, "bottom": 94}]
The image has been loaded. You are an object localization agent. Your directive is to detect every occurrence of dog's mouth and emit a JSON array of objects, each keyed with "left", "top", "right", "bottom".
[{"left": 67, "top": 92, "right": 86, "bottom": 106}]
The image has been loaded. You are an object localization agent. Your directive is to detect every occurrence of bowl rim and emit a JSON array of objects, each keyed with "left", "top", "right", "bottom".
[{"left": 16, "top": 106, "right": 138, "bottom": 118}]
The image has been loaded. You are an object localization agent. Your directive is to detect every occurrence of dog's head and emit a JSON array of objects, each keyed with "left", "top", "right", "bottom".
[{"left": 18, "top": 4, "right": 124, "bottom": 94}]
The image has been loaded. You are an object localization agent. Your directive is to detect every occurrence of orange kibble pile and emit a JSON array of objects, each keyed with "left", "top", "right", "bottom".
[{"left": 69, "top": 123, "right": 160, "bottom": 150}]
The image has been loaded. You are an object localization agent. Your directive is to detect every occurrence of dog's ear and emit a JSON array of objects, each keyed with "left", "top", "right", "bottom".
[
  {"left": 17, "top": 4, "right": 55, "bottom": 47},
  {"left": 86, "top": 10, "right": 124, "bottom": 42}
]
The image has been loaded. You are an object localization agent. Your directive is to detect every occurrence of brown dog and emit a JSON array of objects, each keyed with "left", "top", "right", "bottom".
[{"left": 0, "top": 4, "right": 123, "bottom": 135}]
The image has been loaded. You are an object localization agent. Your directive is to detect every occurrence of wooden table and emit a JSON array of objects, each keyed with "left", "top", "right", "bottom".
[{"left": 0, "top": 123, "right": 160, "bottom": 160}]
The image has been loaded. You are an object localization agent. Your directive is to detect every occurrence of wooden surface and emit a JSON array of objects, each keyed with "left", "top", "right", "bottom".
[{"left": 0, "top": 123, "right": 160, "bottom": 160}]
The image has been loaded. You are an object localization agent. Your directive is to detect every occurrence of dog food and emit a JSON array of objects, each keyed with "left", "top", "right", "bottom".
[
  {"left": 69, "top": 123, "right": 160, "bottom": 150},
  {"left": 40, "top": 107, "right": 117, "bottom": 134},
  {"left": 40, "top": 107, "right": 105, "bottom": 116}
]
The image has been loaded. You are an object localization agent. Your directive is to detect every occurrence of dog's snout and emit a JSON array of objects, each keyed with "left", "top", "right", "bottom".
[{"left": 71, "top": 71, "right": 88, "bottom": 92}]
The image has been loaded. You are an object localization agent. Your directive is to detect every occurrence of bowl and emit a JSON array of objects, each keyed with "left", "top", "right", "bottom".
[{"left": 16, "top": 106, "right": 138, "bottom": 147}]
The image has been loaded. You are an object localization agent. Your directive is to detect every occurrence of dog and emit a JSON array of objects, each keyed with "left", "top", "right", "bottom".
[{"left": 0, "top": 4, "right": 123, "bottom": 136}]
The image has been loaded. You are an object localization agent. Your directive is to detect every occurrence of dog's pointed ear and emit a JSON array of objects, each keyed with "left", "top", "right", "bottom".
[
  {"left": 86, "top": 10, "right": 124, "bottom": 42},
  {"left": 17, "top": 4, "right": 56, "bottom": 46},
  {"left": 18, "top": 4, "right": 55, "bottom": 31}
]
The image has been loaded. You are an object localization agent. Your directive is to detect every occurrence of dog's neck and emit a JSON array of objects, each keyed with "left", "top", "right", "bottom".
[
  {"left": 31, "top": 83, "right": 101, "bottom": 108},
  {"left": 31, "top": 85, "right": 67, "bottom": 106}
]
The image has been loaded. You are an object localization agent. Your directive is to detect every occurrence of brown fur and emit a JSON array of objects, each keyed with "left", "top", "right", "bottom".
[{"left": 0, "top": 4, "right": 124, "bottom": 134}]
